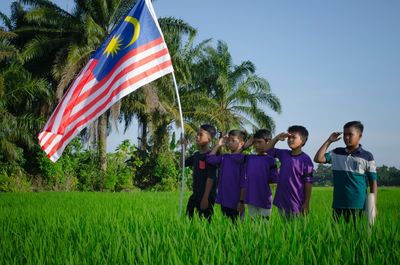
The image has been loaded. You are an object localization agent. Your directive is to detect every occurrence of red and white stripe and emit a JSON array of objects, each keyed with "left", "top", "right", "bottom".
[{"left": 38, "top": 37, "right": 173, "bottom": 161}]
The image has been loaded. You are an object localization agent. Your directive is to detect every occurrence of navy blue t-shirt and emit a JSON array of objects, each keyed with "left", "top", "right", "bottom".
[{"left": 186, "top": 151, "right": 217, "bottom": 201}]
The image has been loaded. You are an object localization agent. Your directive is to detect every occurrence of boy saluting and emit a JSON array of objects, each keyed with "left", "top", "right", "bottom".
[{"left": 314, "top": 121, "right": 378, "bottom": 223}]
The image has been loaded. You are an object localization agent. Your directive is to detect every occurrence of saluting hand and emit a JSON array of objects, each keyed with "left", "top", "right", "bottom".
[
  {"left": 327, "top": 132, "right": 342, "bottom": 143},
  {"left": 243, "top": 136, "right": 254, "bottom": 150},
  {"left": 218, "top": 136, "right": 228, "bottom": 146},
  {"left": 276, "top": 132, "right": 291, "bottom": 141}
]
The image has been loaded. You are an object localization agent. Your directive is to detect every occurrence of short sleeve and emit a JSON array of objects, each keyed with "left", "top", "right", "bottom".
[
  {"left": 303, "top": 157, "right": 314, "bottom": 183},
  {"left": 324, "top": 152, "right": 332, "bottom": 164},
  {"left": 269, "top": 160, "right": 278, "bottom": 183},
  {"left": 268, "top": 148, "right": 285, "bottom": 160},
  {"left": 185, "top": 154, "right": 194, "bottom": 167},
  {"left": 206, "top": 154, "right": 222, "bottom": 165},
  {"left": 206, "top": 163, "right": 217, "bottom": 181},
  {"left": 366, "top": 159, "right": 378, "bottom": 181},
  {"left": 240, "top": 164, "right": 247, "bottom": 188}
]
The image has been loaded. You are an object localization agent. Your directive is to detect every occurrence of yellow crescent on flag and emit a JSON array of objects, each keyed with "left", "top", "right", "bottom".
[{"left": 125, "top": 16, "right": 141, "bottom": 48}]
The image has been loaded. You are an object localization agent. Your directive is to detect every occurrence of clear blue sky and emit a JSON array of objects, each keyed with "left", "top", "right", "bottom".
[{"left": 1, "top": 0, "right": 399, "bottom": 167}]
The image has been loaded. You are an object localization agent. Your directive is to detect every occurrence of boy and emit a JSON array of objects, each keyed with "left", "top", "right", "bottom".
[
  {"left": 264, "top": 125, "right": 314, "bottom": 218},
  {"left": 244, "top": 129, "right": 278, "bottom": 219},
  {"left": 207, "top": 130, "right": 247, "bottom": 222},
  {"left": 185, "top": 124, "right": 218, "bottom": 221},
  {"left": 314, "top": 121, "right": 378, "bottom": 223}
]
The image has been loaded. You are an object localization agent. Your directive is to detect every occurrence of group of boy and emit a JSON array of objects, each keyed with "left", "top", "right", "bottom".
[{"left": 185, "top": 121, "right": 378, "bottom": 223}]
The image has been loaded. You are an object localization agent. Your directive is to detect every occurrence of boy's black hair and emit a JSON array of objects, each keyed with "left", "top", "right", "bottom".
[
  {"left": 344, "top": 121, "right": 364, "bottom": 133},
  {"left": 253, "top": 129, "right": 272, "bottom": 141},
  {"left": 200, "top": 124, "right": 217, "bottom": 138},
  {"left": 288, "top": 125, "right": 309, "bottom": 143},
  {"left": 228, "top": 129, "right": 247, "bottom": 142}
]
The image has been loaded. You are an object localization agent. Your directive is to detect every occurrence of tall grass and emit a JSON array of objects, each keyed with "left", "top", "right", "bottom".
[{"left": 0, "top": 188, "right": 399, "bottom": 264}]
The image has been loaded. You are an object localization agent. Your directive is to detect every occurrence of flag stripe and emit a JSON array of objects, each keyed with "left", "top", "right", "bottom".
[
  {"left": 46, "top": 61, "right": 173, "bottom": 159},
  {"left": 70, "top": 48, "right": 170, "bottom": 119}
]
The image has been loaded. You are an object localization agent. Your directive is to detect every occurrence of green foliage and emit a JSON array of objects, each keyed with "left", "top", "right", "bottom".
[
  {"left": 103, "top": 140, "right": 137, "bottom": 191},
  {"left": 0, "top": 163, "right": 31, "bottom": 192},
  {"left": 153, "top": 151, "right": 180, "bottom": 191},
  {"left": 313, "top": 164, "right": 334, "bottom": 186},
  {"left": 377, "top": 165, "right": 400, "bottom": 186}
]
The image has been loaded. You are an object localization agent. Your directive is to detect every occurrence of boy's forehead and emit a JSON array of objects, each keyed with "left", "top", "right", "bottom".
[
  {"left": 344, "top": 126, "right": 361, "bottom": 134},
  {"left": 288, "top": 131, "right": 301, "bottom": 136},
  {"left": 198, "top": 128, "right": 210, "bottom": 135},
  {"left": 229, "top": 135, "right": 243, "bottom": 141}
]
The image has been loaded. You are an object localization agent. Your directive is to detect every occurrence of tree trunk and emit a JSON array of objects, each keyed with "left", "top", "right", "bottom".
[
  {"left": 98, "top": 112, "right": 108, "bottom": 189},
  {"left": 138, "top": 114, "right": 148, "bottom": 150}
]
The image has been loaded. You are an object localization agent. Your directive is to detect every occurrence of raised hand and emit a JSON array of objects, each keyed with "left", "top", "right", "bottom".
[
  {"left": 243, "top": 136, "right": 254, "bottom": 150},
  {"left": 327, "top": 132, "right": 342, "bottom": 143},
  {"left": 218, "top": 135, "right": 228, "bottom": 146},
  {"left": 276, "top": 132, "right": 291, "bottom": 141}
]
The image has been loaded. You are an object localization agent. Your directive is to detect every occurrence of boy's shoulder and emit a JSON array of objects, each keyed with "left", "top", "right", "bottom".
[
  {"left": 246, "top": 154, "right": 276, "bottom": 162},
  {"left": 331, "top": 146, "right": 375, "bottom": 162},
  {"left": 192, "top": 151, "right": 210, "bottom": 159}
]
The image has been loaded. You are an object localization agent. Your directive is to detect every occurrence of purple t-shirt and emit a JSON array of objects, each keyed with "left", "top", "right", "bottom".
[
  {"left": 206, "top": 153, "right": 245, "bottom": 209},
  {"left": 244, "top": 154, "right": 278, "bottom": 209},
  {"left": 269, "top": 148, "right": 314, "bottom": 215}
]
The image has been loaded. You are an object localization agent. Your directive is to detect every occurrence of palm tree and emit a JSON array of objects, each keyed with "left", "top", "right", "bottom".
[
  {"left": 0, "top": 23, "right": 52, "bottom": 165},
  {"left": 193, "top": 40, "right": 282, "bottom": 133}
]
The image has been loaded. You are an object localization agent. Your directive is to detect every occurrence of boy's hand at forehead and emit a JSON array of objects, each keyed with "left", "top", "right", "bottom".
[
  {"left": 276, "top": 132, "right": 292, "bottom": 141},
  {"left": 218, "top": 135, "right": 228, "bottom": 146},
  {"left": 243, "top": 136, "right": 254, "bottom": 149},
  {"left": 327, "top": 132, "right": 342, "bottom": 143}
]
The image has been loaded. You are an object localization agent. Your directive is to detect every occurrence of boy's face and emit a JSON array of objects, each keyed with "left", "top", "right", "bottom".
[
  {"left": 253, "top": 138, "right": 269, "bottom": 154},
  {"left": 196, "top": 129, "right": 211, "bottom": 146},
  {"left": 287, "top": 131, "right": 305, "bottom": 150},
  {"left": 226, "top": 135, "right": 244, "bottom": 152},
  {"left": 343, "top": 126, "right": 362, "bottom": 149}
]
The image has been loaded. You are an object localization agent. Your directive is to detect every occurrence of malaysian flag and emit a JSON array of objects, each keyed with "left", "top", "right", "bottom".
[{"left": 38, "top": 0, "right": 174, "bottom": 162}]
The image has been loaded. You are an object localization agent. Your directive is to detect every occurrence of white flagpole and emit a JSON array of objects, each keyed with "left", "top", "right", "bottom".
[{"left": 171, "top": 72, "right": 185, "bottom": 216}]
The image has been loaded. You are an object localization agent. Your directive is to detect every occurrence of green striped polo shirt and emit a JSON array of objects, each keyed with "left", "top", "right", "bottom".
[{"left": 325, "top": 145, "right": 378, "bottom": 209}]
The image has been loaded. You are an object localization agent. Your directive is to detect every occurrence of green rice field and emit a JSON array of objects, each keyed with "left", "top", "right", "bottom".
[{"left": 1, "top": 187, "right": 399, "bottom": 264}]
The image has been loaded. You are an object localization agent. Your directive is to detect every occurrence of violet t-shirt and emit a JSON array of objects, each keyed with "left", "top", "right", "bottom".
[
  {"left": 206, "top": 153, "right": 245, "bottom": 209},
  {"left": 269, "top": 148, "right": 314, "bottom": 215},
  {"left": 244, "top": 154, "right": 278, "bottom": 209}
]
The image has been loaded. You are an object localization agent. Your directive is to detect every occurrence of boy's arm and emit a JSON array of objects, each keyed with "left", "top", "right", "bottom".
[
  {"left": 301, "top": 160, "right": 314, "bottom": 214},
  {"left": 366, "top": 158, "right": 378, "bottom": 210},
  {"left": 209, "top": 136, "right": 226, "bottom": 155},
  {"left": 237, "top": 165, "right": 247, "bottom": 214},
  {"left": 301, "top": 183, "right": 312, "bottom": 215},
  {"left": 314, "top": 132, "right": 342, "bottom": 163},
  {"left": 200, "top": 178, "right": 214, "bottom": 210},
  {"left": 237, "top": 188, "right": 246, "bottom": 214},
  {"left": 241, "top": 136, "right": 254, "bottom": 152},
  {"left": 264, "top": 132, "right": 290, "bottom": 151},
  {"left": 369, "top": 180, "right": 378, "bottom": 211}
]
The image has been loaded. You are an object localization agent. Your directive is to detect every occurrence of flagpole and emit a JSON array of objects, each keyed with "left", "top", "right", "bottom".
[{"left": 171, "top": 72, "right": 185, "bottom": 216}]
